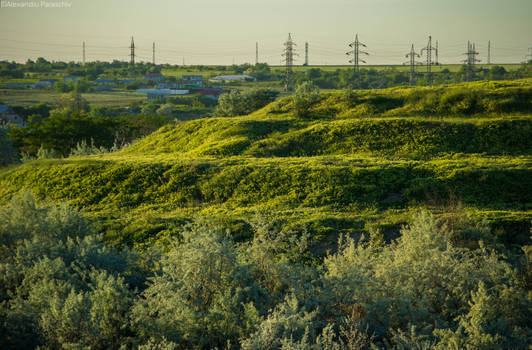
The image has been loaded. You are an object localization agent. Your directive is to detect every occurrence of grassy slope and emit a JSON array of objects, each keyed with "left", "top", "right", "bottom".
[{"left": 1, "top": 79, "right": 531, "bottom": 248}]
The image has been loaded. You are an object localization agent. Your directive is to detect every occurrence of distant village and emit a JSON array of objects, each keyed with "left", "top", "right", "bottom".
[{"left": 0, "top": 73, "right": 257, "bottom": 127}]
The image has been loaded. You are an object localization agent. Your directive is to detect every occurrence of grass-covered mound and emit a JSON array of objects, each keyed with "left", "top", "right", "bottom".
[{"left": 1, "top": 79, "right": 531, "bottom": 248}]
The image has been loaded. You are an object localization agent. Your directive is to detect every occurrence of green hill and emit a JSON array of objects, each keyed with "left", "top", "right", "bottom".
[{"left": 1, "top": 79, "right": 531, "bottom": 248}]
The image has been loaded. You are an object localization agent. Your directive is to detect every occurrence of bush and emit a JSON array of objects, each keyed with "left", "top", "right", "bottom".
[
  {"left": 214, "top": 88, "right": 279, "bottom": 117},
  {"left": 292, "top": 81, "right": 321, "bottom": 118}
]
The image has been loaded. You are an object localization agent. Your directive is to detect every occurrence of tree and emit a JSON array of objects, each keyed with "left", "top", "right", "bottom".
[
  {"left": 292, "top": 81, "right": 321, "bottom": 118},
  {"left": 214, "top": 90, "right": 249, "bottom": 117},
  {"left": 0, "top": 126, "right": 18, "bottom": 166}
]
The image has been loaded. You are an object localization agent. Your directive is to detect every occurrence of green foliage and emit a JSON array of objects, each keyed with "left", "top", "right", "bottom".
[
  {"left": 10, "top": 111, "right": 118, "bottom": 156},
  {"left": 214, "top": 90, "right": 248, "bottom": 117},
  {"left": 69, "top": 139, "right": 110, "bottom": 157},
  {"left": 292, "top": 81, "right": 321, "bottom": 118},
  {"left": 0, "top": 192, "right": 144, "bottom": 349},
  {"left": 132, "top": 222, "right": 264, "bottom": 348},
  {"left": 214, "top": 88, "right": 279, "bottom": 117},
  {"left": 0, "top": 126, "right": 18, "bottom": 166},
  {"left": 0, "top": 193, "right": 531, "bottom": 349}
]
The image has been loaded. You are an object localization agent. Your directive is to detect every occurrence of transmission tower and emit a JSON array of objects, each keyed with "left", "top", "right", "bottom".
[
  {"left": 420, "top": 36, "right": 437, "bottom": 84},
  {"left": 463, "top": 41, "right": 480, "bottom": 82},
  {"left": 130, "top": 37, "right": 135, "bottom": 65},
  {"left": 282, "top": 33, "right": 297, "bottom": 91},
  {"left": 82, "top": 41, "right": 85, "bottom": 66},
  {"left": 346, "top": 34, "right": 368, "bottom": 75},
  {"left": 403, "top": 44, "right": 422, "bottom": 86},
  {"left": 152, "top": 42, "right": 155, "bottom": 65},
  {"left": 256, "top": 42, "right": 259, "bottom": 65},
  {"left": 305, "top": 42, "right": 309, "bottom": 66}
]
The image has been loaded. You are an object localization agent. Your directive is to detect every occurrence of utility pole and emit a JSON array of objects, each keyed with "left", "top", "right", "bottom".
[
  {"left": 305, "top": 42, "right": 309, "bottom": 66},
  {"left": 487, "top": 40, "right": 491, "bottom": 65},
  {"left": 152, "top": 42, "right": 155, "bottom": 65},
  {"left": 256, "top": 42, "right": 259, "bottom": 65},
  {"left": 420, "top": 36, "right": 437, "bottom": 84},
  {"left": 404, "top": 44, "right": 422, "bottom": 86},
  {"left": 130, "top": 37, "right": 135, "bottom": 65},
  {"left": 282, "top": 33, "right": 297, "bottom": 91},
  {"left": 463, "top": 41, "right": 480, "bottom": 82},
  {"left": 82, "top": 41, "right": 85, "bottom": 66},
  {"left": 435, "top": 40, "right": 439, "bottom": 65}
]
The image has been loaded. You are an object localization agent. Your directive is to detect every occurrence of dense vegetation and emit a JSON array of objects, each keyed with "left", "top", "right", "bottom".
[
  {"left": 1, "top": 192, "right": 531, "bottom": 349},
  {"left": 1, "top": 79, "right": 531, "bottom": 348}
]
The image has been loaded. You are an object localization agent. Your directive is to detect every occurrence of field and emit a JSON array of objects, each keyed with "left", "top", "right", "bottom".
[
  {"left": 1, "top": 79, "right": 531, "bottom": 248},
  {"left": 161, "top": 64, "right": 523, "bottom": 77},
  {"left": 0, "top": 88, "right": 145, "bottom": 107}
]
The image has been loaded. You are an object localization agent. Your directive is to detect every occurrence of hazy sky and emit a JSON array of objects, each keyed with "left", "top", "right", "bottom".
[{"left": 1, "top": 0, "right": 531, "bottom": 65}]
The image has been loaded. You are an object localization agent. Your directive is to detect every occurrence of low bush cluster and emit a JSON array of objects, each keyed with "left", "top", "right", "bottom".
[{"left": 1, "top": 193, "right": 530, "bottom": 349}]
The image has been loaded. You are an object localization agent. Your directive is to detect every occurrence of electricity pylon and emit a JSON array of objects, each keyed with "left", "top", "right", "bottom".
[
  {"left": 82, "top": 41, "right": 85, "bottom": 65},
  {"left": 463, "top": 41, "right": 480, "bottom": 82},
  {"left": 420, "top": 36, "right": 437, "bottom": 84},
  {"left": 403, "top": 44, "right": 423, "bottom": 86},
  {"left": 282, "top": 33, "right": 297, "bottom": 91},
  {"left": 346, "top": 34, "right": 368, "bottom": 75},
  {"left": 152, "top": 42, "right": 155, "bottom": 65},
  {"left": 256, "top": 42, "right": 259, "bottom": 65},
  {"left": 130, "top": 37, "right": 135, "bottom": 65}
]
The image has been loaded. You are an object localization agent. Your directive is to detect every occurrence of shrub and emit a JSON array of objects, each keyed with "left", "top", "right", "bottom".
[{"left": 292, "top": 81, "right": 321, "bottom": 118}]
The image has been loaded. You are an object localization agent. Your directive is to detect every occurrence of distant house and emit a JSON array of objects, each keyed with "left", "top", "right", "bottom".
[
  {"left": 64, "top": 75, "right": 80, "bottom": 83},
  {"left": 136, "top": 88, "right": 190, "bottom": 102},
  {"left": 182, "top": 75, "right": 203, "bottom": 88},
  {"left": 33, "top": 79, "right": 57, "bottom": 89},
  {"left": 209, "top": 75, "right": 257, "bottom": 83},
  {"left": 118, "top": 79, "right": 134, "bottom": 85},
  {"left": 145, "top": 73, "right": 165, "bottom": 83},
  {"left": 193, "top": 88, "right": 223, "bottom": 100},
  {"left": 0, "top": 105, "right": 25, "bottom": 127}
]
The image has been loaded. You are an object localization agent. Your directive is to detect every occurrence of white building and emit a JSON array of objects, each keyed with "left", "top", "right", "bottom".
[{"left": 209, "top": 75, "right": 257, "bottom": 83}]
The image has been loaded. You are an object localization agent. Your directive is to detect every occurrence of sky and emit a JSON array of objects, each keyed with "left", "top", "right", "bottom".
[{"left": 0, "top": 0, "right": 531, "bottom": 65}]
